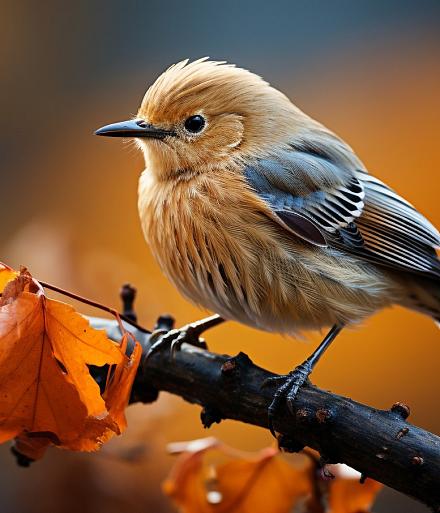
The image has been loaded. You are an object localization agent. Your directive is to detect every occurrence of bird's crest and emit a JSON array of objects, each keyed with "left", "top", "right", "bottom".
[{"left": 140, "top": 58, "right": 271, "bottom": 123}]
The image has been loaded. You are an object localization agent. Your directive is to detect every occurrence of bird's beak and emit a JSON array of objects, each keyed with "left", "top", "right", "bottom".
[{"left": 95, "top": 119, "right": 175, "bottom": 139}]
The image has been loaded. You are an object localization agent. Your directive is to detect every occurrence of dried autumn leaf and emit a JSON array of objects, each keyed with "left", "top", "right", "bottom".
[
  {"left": 163, "top": 438, "right": 313, "bottom": 513},
  {"left": 0, "top": 265, "right": 141, "bottom": 457},
  {"left": 103, "top": 334, "right": 143, "bottom": 433},
  {"left": 45, "top": 298, "right": 123, "bottom": 416},
  {"left": 327, "top": 464, "right": 383, "bottom": 513},
  {"left": 163, "top": 439, "right": 383, "bottom": 513},
  {"left": 66, "top": 334, "right": 143, "bottom": 451}
]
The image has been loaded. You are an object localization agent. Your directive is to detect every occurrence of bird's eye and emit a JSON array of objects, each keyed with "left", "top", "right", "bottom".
[{"left": 184, "top": 115, "right": 205, "bottom": 134}]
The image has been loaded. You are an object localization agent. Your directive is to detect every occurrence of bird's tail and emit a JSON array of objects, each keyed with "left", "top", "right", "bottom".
[{"left": 401, "top": 275, "right": 440, "bottom": 325}]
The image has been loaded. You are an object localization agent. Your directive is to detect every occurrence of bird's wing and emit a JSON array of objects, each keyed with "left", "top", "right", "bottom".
[
  {"left": 244, "top": 149, "right": 440, "bottom": 278},
  {"left": 351, "top": 171, "right": 440, "bottom": 276}
]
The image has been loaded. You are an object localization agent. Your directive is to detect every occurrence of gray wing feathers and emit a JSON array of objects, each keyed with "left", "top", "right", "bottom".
[
  {"left": 358, "top": 172, "right": 440, "bottom": 246},
  {"left": 353, "top": 171, "right": 440, "bottom": 276},
  {"left": 243, "top": 148, "right": 440, "bottom": 278},
  {"left": 244, "top": 150, "right": 365, "bottom": 237}
]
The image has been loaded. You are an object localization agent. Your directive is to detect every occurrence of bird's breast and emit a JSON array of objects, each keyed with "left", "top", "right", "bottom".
[{"left": 138, "top": 168, "right": 295, "bottom": 323}]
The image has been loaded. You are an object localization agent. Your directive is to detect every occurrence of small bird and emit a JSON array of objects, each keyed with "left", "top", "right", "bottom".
[{"left": 96, "top": 58, "right": 440, "bottom": 432}]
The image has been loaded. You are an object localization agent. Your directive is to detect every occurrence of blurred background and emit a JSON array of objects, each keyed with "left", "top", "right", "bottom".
[{"left": 1, "top": 0, "right": 439, "bottom": 511}]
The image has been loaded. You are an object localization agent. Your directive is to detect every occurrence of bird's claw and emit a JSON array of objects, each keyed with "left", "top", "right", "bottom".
[
  {"left": 145, "top": 324, "right": 207, "bottom": 362},
  {"left": 169, "top": 326, "right": 207, "bottom": 359},
  {"left": 261, "top": 374, "right": 288, "bottom": 388},
  {"left": 265, "top": 362, "right": 312, "bottom": 437}
]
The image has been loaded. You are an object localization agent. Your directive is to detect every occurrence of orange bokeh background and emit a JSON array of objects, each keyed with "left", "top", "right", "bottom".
[{"left": 1, "top": 1, "right": 438, "bottom": 512}]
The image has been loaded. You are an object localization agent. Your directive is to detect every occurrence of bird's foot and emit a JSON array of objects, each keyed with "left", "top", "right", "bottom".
[
  {"left": 146, "top": 321, "right": 209, "bottom": 362},
  {"left": 264, "top": 361, "right": 312, "bottom": 437}
]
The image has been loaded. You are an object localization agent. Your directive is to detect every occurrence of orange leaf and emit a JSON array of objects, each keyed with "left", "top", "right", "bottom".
[
  {"left": 45, "top": 298, "right": 123, "bottom": 416},
  {"left": 66, "top": 335, "right": 143, "bottom": 452},
  {"left": 103, "top": 334, "right": 143, "bottom": 433},
  {"left": 163, "top": 439, "right": 383, "bottom": 513},
  {"left": 163, "top": 439, "right": 313, "bottom": 513},
  {"left": 327, "top": 465, "right": 383, "bottom": 513},
  {"left": 0, "top": 266, "right": 131, "bottom": 452},
  {"left": 216, "top": 451, "right": 313, "bottom": 513}
]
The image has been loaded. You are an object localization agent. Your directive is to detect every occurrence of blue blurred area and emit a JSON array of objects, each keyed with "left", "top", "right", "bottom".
[
  {"left": 3, "top": 0, "right": 440, "bottom": 171},
  {"left": 2, "top": 0, "right": 439, "bottom": 167},
  {"left": 15, "top": 0, "right": 440, "bottom": 80}
]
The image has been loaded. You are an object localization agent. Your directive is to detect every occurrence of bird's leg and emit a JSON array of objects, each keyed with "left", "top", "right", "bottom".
[
  {"left": 146, "top": 314, "right": 224, "bottom": 361},
  {"left": 265, "top": 324, "right": 344, "bottom": 437}
]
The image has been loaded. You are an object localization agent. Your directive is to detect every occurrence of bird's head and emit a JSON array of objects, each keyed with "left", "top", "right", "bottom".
[{"left": 96, "top": 58, "right": 304, "bottom": 180}]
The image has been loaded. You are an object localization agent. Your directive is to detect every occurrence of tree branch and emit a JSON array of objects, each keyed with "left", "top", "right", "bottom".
[{"left": 89, "top": 315, "right": 440, "bottom": 510}]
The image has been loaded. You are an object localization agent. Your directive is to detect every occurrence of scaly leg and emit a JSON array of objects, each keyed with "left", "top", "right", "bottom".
[
  {"left": 146, "top": 314, "right": 225, "bottom": 361},
  {"left": 266, "top": 324, "right": 344, "bottom": 437}
]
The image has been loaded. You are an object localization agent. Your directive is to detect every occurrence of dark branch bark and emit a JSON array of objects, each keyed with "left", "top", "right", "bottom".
[{"left": 89, "top": 316, "right": 440, "bottom": 511}]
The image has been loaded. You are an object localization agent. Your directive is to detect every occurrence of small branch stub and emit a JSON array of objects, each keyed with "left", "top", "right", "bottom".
[
  {"left": 120, "top": 283, "right": 137, "bottom": 322},
  {"left": 391, "top": 402, "right": 411, "bottom": 420},
  {"left": 221, "top": 359, "right": 237, "bottom": 374},
  {"left": 154, "top": 314, "right": 175, "bottom": 331}
]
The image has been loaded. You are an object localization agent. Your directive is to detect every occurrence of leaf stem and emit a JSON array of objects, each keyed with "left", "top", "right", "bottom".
[{"left": 39, "top": 280, "right": 150, "bottom": 334}]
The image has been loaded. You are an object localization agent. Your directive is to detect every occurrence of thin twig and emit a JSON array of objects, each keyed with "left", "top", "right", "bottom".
[{"left": 39, "top": 280, "right": 150, "bottom": 334}]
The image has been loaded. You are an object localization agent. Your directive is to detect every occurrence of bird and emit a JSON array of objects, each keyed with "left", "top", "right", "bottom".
[{"left": 96, "top": 58, "right": 440, "bottom": 434}]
